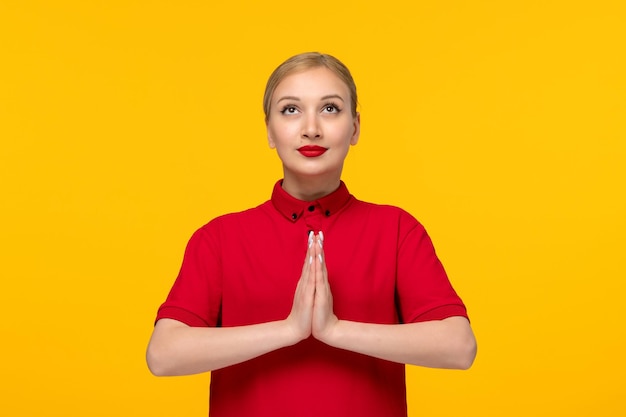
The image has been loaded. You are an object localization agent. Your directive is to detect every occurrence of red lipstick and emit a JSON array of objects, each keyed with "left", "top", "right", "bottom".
[{"left": 298, "top": 145, "right": 327, "bottom": 157}]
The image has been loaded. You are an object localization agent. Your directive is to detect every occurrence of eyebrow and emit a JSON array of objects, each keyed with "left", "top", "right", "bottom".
[
  {"left": 321, "top": 94, "right": 345, "bottom": 102},
  {"left": 276, "top": 94, "right": 345, "bottom": 103}
]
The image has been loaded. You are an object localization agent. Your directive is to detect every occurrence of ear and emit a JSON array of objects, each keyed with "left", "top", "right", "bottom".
[
  {"left": 266, "top": 119, "right": 276, "bottom": 149},
  {"left": 350, "top": 112, "right": 360, "bottom": 146}
]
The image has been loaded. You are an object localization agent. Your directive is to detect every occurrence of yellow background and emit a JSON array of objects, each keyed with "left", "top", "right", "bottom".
[{"left": 1, "top": 1, "right": 624, "bottom": 415}]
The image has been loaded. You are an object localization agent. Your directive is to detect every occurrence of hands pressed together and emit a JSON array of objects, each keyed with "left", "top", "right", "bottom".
[
  {"left": 148, "top": 230, "right": 476, "bottom": 376},
  {"left": 286, "top": 231, "right": 339, "bottom": 345}
]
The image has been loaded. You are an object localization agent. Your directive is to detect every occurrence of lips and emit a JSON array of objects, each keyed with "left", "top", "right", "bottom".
[{"left": 298, "top": 145, "right": 327, "bottom": 157}]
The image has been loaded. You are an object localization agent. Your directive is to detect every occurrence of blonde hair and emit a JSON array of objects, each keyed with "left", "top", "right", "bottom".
[{"left": 263, "top": 52, "right": 358, "bottom": 120}]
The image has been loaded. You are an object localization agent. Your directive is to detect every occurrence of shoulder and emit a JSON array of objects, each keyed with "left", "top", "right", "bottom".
[
  {"left": 347, "top": 198, "right": 427, "bottom": 242},
  {"left": 351, "top": 198, "right": 423, "bottom": 227},
  {"left": 192, "top": 200, "right": 273, "bottom": 240}
]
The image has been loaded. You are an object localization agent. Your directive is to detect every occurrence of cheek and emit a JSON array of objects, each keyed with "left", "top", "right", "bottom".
[
  {"left": 332, "top": 123, "right": 357, "bottom": 144},
  {"left": 268, "top": 122, "right": 296, "bottom": 144},
  {"left": 267, "top": 125, "right": 280, "bottom": 146}
]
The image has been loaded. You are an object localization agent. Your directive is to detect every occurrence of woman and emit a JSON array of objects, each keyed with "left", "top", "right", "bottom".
[{"left": 147, "top": 52, "right": 476, "bottom": 417}]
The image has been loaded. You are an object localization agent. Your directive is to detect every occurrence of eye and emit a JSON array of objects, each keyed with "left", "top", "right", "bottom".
[
  {"left": 280, "top": 105, "right": 299, "bottom": 115},
  {"left": 322, "top": 103, "right": 341, "bottom": 114}
]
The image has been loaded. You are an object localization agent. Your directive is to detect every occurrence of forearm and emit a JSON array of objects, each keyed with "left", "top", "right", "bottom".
[
  {"left": 323, "top": 316, "right": 476, "bottom": 370},
  {"left": 146, "top": 318, "right": 299, "bottom": 376}
]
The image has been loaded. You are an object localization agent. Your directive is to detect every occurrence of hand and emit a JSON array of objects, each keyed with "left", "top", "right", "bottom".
[
  {"left": 311, "top": 232, "right": 339, "bottom": 343},
  {"left": 285, "top": 231, "right": 316, "bottom": 342}
]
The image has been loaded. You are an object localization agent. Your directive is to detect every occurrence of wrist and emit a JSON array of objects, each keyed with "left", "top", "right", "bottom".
[
  {"left": 281, "top": 318, "right": 308, "bottom": 346},
  {"left": 315, "top": 317, "right": 342, "bottom": 347}
]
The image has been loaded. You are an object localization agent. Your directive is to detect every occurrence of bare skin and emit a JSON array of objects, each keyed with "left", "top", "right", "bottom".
[
  {"left": 147, "top": 67, "right": 476, "bottom": 377},
  {"left": 147, "top": 233, "right": 476, "bottom": 376}
]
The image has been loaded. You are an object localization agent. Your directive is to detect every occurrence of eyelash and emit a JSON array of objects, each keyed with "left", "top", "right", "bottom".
[
  {"left": 279, "top": 102, "right": 342, "bottom": 115},
  {"left": 280, "top": 105, "right": 298, "bottom": 115},
  {"left": 323, "top": 102, "right": 341, "bottom": 113}
]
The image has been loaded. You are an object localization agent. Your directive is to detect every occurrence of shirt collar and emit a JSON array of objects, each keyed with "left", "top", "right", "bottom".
[{"left": 271, "top": 179, "right": 353, "bottom": 222}]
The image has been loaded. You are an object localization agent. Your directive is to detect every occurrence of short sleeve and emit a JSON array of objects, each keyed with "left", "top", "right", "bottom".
[
  {"left": 155, "top": 222, "right": 223, "bottom": 327},
  {"left": 396, "top": 213, "right": 468, "bottom": 323}
]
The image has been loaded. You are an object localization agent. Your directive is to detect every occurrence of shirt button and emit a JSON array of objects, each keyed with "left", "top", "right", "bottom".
[
  {"left": 291, "top": 213, "right": 298, "bottom": 220},
  {"left": 308, "top": 205, "right": 315, "bottom": 212},
  {"left": 325, "top": 210, "right": 331, "bottom": 216}
]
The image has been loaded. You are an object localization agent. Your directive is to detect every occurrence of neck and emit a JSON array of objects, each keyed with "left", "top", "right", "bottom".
[{"left": 281, "top": 174, "right": 341, "bottom": 201}]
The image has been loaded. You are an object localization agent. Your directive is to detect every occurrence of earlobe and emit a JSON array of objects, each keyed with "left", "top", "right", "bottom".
[
  {"left": 267, "top": 135, "right": 276, "bottom": 149},
  {"left": 266, "top": 119, "right": 276, "bottom": 149},
  {"left": 350, "top": 113, "right": 361, "bottom": 146},
  {"left": 267, "top": 131, "right": 276, "bottom": 149}
]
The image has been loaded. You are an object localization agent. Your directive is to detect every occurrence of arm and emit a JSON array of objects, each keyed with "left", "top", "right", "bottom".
[
  {"left": 146, "top": 232, "right": 319, "bottom": 376},
  {"left": 146, "top": 318, "right": 297, "bottom": 376},
  {"left": 311, "top": 234, "right": 477, "bottom": 370},
  {"left": 318, "top": 316, "right": 476, "bottom": 370}
]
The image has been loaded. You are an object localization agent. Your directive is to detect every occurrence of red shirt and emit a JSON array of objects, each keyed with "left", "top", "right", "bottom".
[{"left": 156, "top": 180, "right": 468, "bottom": 417}]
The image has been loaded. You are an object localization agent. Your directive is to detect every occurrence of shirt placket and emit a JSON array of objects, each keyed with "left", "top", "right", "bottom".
[{"left": 302, "top": 202, "right": 323, "bottom": 235}]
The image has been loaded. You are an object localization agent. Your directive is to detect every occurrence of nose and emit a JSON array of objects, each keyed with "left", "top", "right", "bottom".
[{"left": 302, "top": 113, "right": 321, "bottom": 140}]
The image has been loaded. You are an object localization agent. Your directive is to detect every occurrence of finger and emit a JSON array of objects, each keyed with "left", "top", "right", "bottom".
[
  {"left": 307, "top": 230, "right": 318, "bottom": 272},
  {"left": 317, "top": 234, "right": 324, "bottom": 267},
  {"left": 295, "top": 232, "right": 314, "bottom": 296},
  {"left": 304, "top": 236, "right": 316, "bottom": 295},
  {"left": 317, "top": 231, "right": 324, "bottom": 265},
  {"left": 298, "top": 232, "right": 312, "bottom": 284},
  {"left": 315, "top": 234, "right": 328, "bottom": 282},
  {"left": 307, "top": 229, "right": 315, "bottom": 265},
  {"left": 318, "top": 235, "right": 327, "bottom": 274},
  {"left": 313, "top": 236, "right": 325, "bottom": 291},
  {"left": 314, "top": 235, "right": 333, "bottom": 306}
]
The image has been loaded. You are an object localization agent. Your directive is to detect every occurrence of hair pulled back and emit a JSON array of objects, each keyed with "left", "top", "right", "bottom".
[{"left": 263, "top": 52, "right": 358, "bottom": 120}]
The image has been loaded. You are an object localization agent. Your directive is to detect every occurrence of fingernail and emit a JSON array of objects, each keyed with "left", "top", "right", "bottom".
[
  {"left": 319, "top": 231, "right": 324, "bottom": 242},
  {"left": 318, "top": 254, "right": 323, "bottom": 264},
  {"left": 308, "top": 231, "right": 314, "bottom": 248}
]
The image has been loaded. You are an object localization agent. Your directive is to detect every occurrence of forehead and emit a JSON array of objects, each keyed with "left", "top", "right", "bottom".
[{"left": 272, "top": 67, "right": 350, "bottom": 101}]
